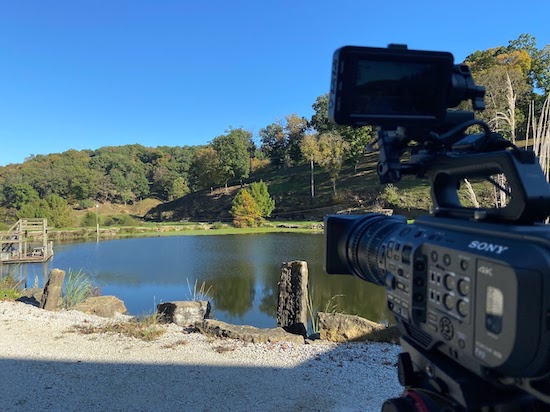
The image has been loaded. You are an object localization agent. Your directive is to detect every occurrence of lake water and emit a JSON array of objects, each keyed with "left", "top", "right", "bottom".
[{"left": 4, "top": 233, "right": 392, "bottom": 328}]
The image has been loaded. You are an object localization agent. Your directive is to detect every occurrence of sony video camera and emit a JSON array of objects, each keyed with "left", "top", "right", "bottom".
[{"left": 324, "top": 45, "right": 550, "bottom": 411}]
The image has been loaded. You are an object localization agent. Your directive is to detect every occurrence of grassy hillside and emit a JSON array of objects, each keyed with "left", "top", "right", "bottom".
[{"left": 144, "top": 153, "right": 446, "bottom": 222}]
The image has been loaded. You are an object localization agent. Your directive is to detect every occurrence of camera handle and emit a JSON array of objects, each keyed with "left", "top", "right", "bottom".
[{"left": 424, "top": 150, "right": 550, "bottom": 224}]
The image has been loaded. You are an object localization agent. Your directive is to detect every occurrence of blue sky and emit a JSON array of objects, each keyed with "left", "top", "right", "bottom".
[{"left": 1, "top": 1, "right": 549, "bottom": 166}]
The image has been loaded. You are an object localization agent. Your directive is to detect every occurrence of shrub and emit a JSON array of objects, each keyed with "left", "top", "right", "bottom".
[
  {"left": 80, "top": 211, "right": 98, "bottom": 227},
  {"left": 380, "top": 184, "right": 400, "bottom": 208},
  {"left": 115, "top": 214, "right": 138, "bottom": 226},
  {"left": 230, "top": 189, "right": 263, "bottom": 228},
  {"left": 248, "top": 180, "right": 275, "bottom": 218},
  {"left": 211, "top": 221, "right": 224, "bottom": 230},
  {"left": 76, "top": 199, "right": 95, "bottom": 210}
]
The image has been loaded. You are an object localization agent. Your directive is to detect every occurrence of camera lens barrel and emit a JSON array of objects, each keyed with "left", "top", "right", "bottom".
[
  {"left": 324, "top": 213, "right": 406, "bottom": 285},
  {"left": 348, "top": 214, "right": 407, "bottom": 285}
]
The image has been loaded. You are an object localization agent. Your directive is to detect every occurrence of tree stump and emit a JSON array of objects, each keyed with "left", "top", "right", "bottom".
[
  {"left": 277, "top": 261, "right": 308, "bottom": 336},
  {"left": 40, "top": 269, "right": 65, "bottom": 311}
]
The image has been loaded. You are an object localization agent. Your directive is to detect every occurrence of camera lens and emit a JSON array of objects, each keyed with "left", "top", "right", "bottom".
[{"left": 346, "top": 214, "right": 407, "bottom": 286}]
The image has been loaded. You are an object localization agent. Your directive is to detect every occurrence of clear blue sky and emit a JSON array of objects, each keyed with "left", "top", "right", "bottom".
[{"left": 1, "top": 0, "right": 549, "bottom": 166}]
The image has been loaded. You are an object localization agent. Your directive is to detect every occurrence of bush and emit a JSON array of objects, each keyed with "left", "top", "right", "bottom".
[
  {"left": 115, "top": 214, "right": 138, "bottom": 226},
  {"left": 248, "top": 180, "right": 275, "bottom": 218},
  {"left": 80, "top": 211, "right": 98, "bottom": 227},
  {"left": 230, "top": 190, "right": 262, "bottom": 228},
  {"left": 211, "top": 221, "right": 224, "bottom": 230},
  {"left": 77, "top": 199, "right": 95, "bottom": 210}
]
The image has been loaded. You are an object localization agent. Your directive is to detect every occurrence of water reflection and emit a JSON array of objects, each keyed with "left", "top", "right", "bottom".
[{"left": 1, "top": 233, "right": 393, "bottom": 328}]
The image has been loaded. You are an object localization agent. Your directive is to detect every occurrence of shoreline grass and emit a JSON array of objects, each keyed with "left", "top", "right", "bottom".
[{"left": 46, "top": 220, "right": 324, "bottom": 241}]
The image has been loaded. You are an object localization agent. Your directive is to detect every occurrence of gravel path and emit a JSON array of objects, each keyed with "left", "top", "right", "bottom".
[{"left": 0, "top": 301, "right": 403, "bottom": 411}]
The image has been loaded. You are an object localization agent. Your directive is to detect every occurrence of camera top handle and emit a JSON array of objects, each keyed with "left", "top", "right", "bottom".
[{"left": 425, "top": 148, "right": 550, "bottom": 224}]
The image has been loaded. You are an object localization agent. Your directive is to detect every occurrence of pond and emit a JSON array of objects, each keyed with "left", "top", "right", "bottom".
[{"left": 3, "top": 233, "right": 392, "bottom": 328}]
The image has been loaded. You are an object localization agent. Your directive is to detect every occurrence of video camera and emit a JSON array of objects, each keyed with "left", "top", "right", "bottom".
[{"left": 324, "top": 45, "right": 550, "bottom": 411}]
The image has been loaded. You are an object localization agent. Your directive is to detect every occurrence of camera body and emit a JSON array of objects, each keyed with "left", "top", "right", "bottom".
[
  {"left": 325, "top": 213, "right": 550, "bottom": 378},
  {"left": 324, "top": 45, "right": 550, "bottom": 409}
]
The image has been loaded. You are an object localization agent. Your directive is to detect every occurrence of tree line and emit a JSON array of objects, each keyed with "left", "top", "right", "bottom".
[{"left": 0, "top": 34, "right": 548, "bottom": 227}]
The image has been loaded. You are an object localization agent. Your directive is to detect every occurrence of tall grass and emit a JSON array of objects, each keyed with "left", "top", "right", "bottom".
[
  {"left": 306, "top": 292, "right": 344, "bottom": 335},
  {"left": 63, "top": 269, "right": 94, "bottom": 309},
  {"left": 186, "top": 278, "right": 212, "bottom": 301}
]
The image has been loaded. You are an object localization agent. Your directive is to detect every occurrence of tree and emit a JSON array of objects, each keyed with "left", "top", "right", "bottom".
[
  {"left": 211, "top": 128, "right": 252, "bottom": 189},
  {"left": 44, "top": 194, "right": 76, "bottom": 227},
  {"left": 230, "top": 189, "right": 262, "bottom": 228},
  {"left": 284, "top": 113, "right": 308, "bottom": 164},
  {"left": 317, "top": 132, "right": 350, "bottom": 195},
  {"left": 300, "top": 133, "right": 320, "bottom": 198},
  {"left": 188, "top": 146, "right": 225, "bottom": 191},
  {"left": 310, "top": 94, "right": 375, "bottom": 169},
  {"left": 259, "top": 122, "right": 287, "bottom": 168},
  {"left": 507, "top": 33, "right": 550, "bottom": 93},
  {"left": 465, "top": 45, "right": 532, "bottom": 141},
  {"left": 260, "top": 114, "right": 308, "bottom": 169},
  {"left": 168, "top": 176, "right": 189, "bottom": 201},
  {"left": 247, "top": 181, "right": 275, "bottom": 218},
  {"left": 3, "top": 183, "right": 40, "bottom": 209}
]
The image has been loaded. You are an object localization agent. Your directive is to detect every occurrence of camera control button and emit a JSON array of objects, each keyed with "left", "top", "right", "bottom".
[
  {"left": 457, "top": 300, "right": 469, "bottom": 317},
  {"left": 457, "top": 279, "right": 470, "bottom": 296},
  {"left": 386, "top": 273, "right": 396, "bottom": 289},
  {"left": 443, "top": 254, "right": 451, "bottom": 266},
  {"left": 402, "top": 245, "right": 412, "bottom": 264},
  {"left": 460, "top": 259, "right": 469, "bottom": 271},
  {"left": 430, "top": 250, "right": 438, "bottom": 262},
  {"left": 443, "top": 294, "right": 455, "bottom": 310},
  {"left": 444, "top": 274, "right": 455, "bottom": 290},
  {"left": 387, "top": 241, "right": 394, "bottom": 257}
]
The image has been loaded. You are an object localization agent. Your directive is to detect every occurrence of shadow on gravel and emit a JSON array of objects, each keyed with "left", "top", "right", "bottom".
[{"left": 0, "top": 345, "right": 401, "bottom": 412}]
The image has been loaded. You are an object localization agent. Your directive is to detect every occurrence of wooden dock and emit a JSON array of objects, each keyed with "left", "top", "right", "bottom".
[{"left": 0, "top": 218, "right": 53, "bottom": 264}]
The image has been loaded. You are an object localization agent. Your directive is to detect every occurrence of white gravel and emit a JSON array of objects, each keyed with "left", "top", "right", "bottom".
[{"left": 0, "top": 301, "right": 403, "bottom": 411}]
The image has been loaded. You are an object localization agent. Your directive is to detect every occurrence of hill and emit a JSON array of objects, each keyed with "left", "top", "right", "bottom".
[{"left": 144, "top": 153, "right": 436, "bottom": 222}]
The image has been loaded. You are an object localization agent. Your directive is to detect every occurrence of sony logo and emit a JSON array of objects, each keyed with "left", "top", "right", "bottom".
[{"left": 468, "top": 240, "right": 509, "bottom": 254}]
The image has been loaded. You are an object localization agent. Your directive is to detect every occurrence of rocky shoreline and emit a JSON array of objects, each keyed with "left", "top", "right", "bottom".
[{"left": 0, "top": 300, "right": 403, "bottom": 411}]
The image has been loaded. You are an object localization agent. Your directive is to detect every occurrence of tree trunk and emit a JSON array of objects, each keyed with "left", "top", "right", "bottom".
[
  {"left": 463, "top": 179, "right": 480, "bottom": 208},
  {"left": 310, "top": 159, "right": 315, "bottom": 198}
]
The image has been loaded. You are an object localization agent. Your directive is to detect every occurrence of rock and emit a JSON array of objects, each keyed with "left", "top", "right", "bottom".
[
  {"left": 74, "top": 296, "right": 127, "bottom": 318},
  {"left": 157, "top": 301, "right": 211, "bottom": 327},
  {"left": 318, "top": 312, "right": 400, "bottom": 344},
  {"left": 18, "top": 287, "right": 43, "bottom": 307},
  {"left": 40, "top": 269, "right": 65, "bottom": 311},
  {"left": 196, "top": 319, "right": 304, "bottom": 345}
]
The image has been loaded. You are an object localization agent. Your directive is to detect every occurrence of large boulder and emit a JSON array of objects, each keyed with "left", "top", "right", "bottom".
[
  {"left": 157, "top": 301, "right": 211, "bottom": 327},
  {"left": 318, "top": 312, "right": 400, "bottom": 344},
  {"left": 74, "top": 296, "right": 127, "bottom": 318},
  {"left": 196, "top": 319, "right": 304, "bottom": 345}
]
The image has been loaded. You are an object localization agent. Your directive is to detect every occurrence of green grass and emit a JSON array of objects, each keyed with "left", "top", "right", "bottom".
[{"left": 0, "top": 276, "right": 22, "bottom": 301}]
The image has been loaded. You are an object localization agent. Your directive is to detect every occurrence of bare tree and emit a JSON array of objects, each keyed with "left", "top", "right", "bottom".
[
  {"left": 494, "top": 72, "right": 517, "bottom": 144},
  {"left": 528, "top": 95, "right": 550, "bottom": 179}
]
